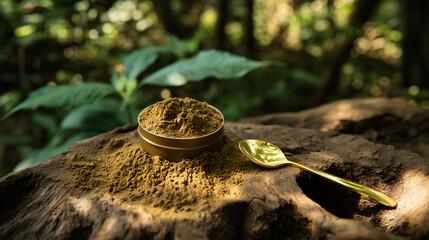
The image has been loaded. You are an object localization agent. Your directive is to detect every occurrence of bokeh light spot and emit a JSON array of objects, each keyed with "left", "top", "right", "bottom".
[
  {"left": 88, "top": 29, "right": 99, "bottom": 39},
  {"left": 160, "top": 89, "right": 171, "bottom": 99},
  {"left": 408, "top": 86, "right": 420, "bottom": 96},
  {"left": 371, "top": 86, "right": 382, "bottom": 96},
  {"left": 14, "top": 25, "right": 35, "bottom": 37},
  {"left": 379, "top": 77, "right": 391, "bottom": 87}
]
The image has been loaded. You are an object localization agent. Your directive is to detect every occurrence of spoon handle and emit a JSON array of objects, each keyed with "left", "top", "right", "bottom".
[{"left": 290, "top": 161, "right": 397, "bottom": 208}]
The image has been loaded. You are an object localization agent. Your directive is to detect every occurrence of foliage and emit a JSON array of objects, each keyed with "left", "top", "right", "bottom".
[
  {"left": 141, "top": 50, "right": 272, "bottom": 87},
  {"left": 3, "top": 48, "right": 275, "bottom": 170},
  {"left": 0, "top": 0, "right": 427, "bottom": 176},
  {"left": 2, "top": 83, "right": 115, "bottom": 120}
]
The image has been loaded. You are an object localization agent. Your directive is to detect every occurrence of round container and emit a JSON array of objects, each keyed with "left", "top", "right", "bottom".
[{"left": 137, "top": 104, "right": 224, "bottom": 162}]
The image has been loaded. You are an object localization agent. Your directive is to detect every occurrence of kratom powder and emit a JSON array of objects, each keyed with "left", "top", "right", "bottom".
[
  {"left": 67, "top": 134, "right": 256, "bottom": 212},
  {"left": 138, "top": 97, "right": 223, "bottom": 138}
]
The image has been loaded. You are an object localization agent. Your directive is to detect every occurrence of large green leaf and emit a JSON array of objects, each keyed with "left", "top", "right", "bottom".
[
  {"left": 13, "top": 131, "right": 98, "bottom": 172},
  {"left": 121, "top": 48, "right": 160, "bottom": 81},
  {"left": 60, "top": 100, "right": 124, "bottom": 131},
  {"left": 32, "top": 113, "right": 58, "bottom": 136},
  {"left": 2, "top": 82, "right": 115, "bottom": 120},
  {"left": 120, "top": 35, "right": 200, "bottom": 81},
  {"left": 165, "top": 34, "right": 198, "bottom": 56},
  {"left": 140, "top": 50, "right": 270, "bottom": 87}
]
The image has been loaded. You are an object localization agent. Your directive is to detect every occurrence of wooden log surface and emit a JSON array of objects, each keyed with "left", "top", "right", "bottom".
[
  {"left": 1, "top": 97, "right": 428, "bottom": 239},
  {"left": 241, "top": 97, "right": 429, "bottom": 158}
]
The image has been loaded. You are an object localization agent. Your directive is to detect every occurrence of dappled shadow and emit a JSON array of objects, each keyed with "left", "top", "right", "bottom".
[
  {"left": 296, "top": 163, "right": 393, "bottom": 220},
  {"left": 296, "top": 170, "right": 361, "bottom": 219}
]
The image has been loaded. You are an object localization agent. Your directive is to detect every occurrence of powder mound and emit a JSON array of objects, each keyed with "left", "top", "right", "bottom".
[
  {"left": 139, "top": 97, "right": 223, "bottom": 138},
  {"left": 67, "top": 136, "right": 255, "bottom": 212}
]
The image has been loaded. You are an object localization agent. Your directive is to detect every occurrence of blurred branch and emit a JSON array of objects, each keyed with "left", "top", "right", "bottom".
[
  {"left": 152, "top": 0, "right": 181, "bottom": 37},
  {"left": 401, "top": 0, "right": 429, "bottom": 88},
  {"left": 246, "top": 0, "right": 255, "bottom": 57},
  {"left": 316, "top": 0, "right": 382, "bottom": 104},
  {"left": 326, "top": 0, "right": 338, "bottom": 33},
  {"left": 17, "top": 46, "right": 30, "bottom": 93},
  {"left": 217, "top": 0, "right": 228, "bottom": 49},
  {"left": 152, "top": 0, "right": 205, "bottom": 38}
]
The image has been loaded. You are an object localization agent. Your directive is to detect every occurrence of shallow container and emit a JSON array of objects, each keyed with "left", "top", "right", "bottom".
[{"left": 137, "top": 105, "right": 224, "bottom": 162}]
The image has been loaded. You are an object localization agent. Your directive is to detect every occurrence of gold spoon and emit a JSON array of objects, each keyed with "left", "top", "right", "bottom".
[{"left": 239, "top": 139, "right": 397, "bottom": 208}]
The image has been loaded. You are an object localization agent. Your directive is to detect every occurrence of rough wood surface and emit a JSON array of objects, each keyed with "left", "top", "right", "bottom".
[
  {"left": 1, "top": 98, "right": 429, "bottom": 240},
  {"left": 241, "top": 97, "right": 429, "bottom": 158}
]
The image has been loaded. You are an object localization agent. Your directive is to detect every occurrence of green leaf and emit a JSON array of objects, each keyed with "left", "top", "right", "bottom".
[
  {"left": 119, "top": 35, "right": 201, "bottom": 81},
  {"left": 13, "top": 131, "right": 98, "bottom": 171},
  {"left": 60, "top": 100, "right": 124, "bottom": 131},
  {"left": 165, "top": 34, "right": 197, "bottom": 56},
  {"left": 0, "top": 90, "right": 23, "bottom": 112},
  {"left": 0, "top": 135, "right": 34, "bottom": 146},
  {"left": 32, "top": 113, "right": 57, "bottom": 136},
  {"left": 2, "top": 82, "right": 115, "bottom": 120},
  {"left": 110, "top": 72, "right": 125, "bottom": 93},
  {"left": 140, "top": 50, "right": 270, "bottom": 87},
  {"left": 125, "top": 78, "right": 137, "bottom": 97},
  {"left": 290, "top": 69, "right": 321, "bottom": 86},
  {"left": 121, "top": 48, "right": 160, "bottom": 81}
]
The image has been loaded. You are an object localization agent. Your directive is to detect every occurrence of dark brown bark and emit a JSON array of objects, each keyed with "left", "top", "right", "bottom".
[
  {"left": 151, "top": 0, "right": 182, "bottom": 37},
  {"left": 401, "top": 0, "right": 429, "bottom": 88},
  {"left": 216, "top": 0, "right": 228, "bottom": 49},
  {"left": 246, "top": 0, "right": 255, "bottom": 57},
  {"left": 151, "top": 0, "right": 206, "bottom": 39},
  {"left": 316, "top": 0, "right": 382, "bottom": 104}
]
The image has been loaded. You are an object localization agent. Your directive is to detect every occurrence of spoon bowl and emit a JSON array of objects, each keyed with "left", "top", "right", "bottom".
[{"left": 239, "top": 139, "right": 397, "bottom": 208}]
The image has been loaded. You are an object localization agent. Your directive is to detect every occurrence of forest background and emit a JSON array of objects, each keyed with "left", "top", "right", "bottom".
[{"left": 0, "top": 0, "right": 428, "bottom": 176}]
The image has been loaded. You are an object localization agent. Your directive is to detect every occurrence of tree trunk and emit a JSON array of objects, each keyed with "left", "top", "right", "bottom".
[
  {"left": 151, "top": 0, "right": 182, "bottom": 37},
  {"left": 316, "top": 0, "right": 381, "bottom": 104},
  {"left": 401, "top": 0, "right": 429, "bottom": 88},
  {"left": 217, "top": 0, "right": 228, "bottom": 49},
  {"left": 246, "top": 0, "right": 255, "bottom": 57}
]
